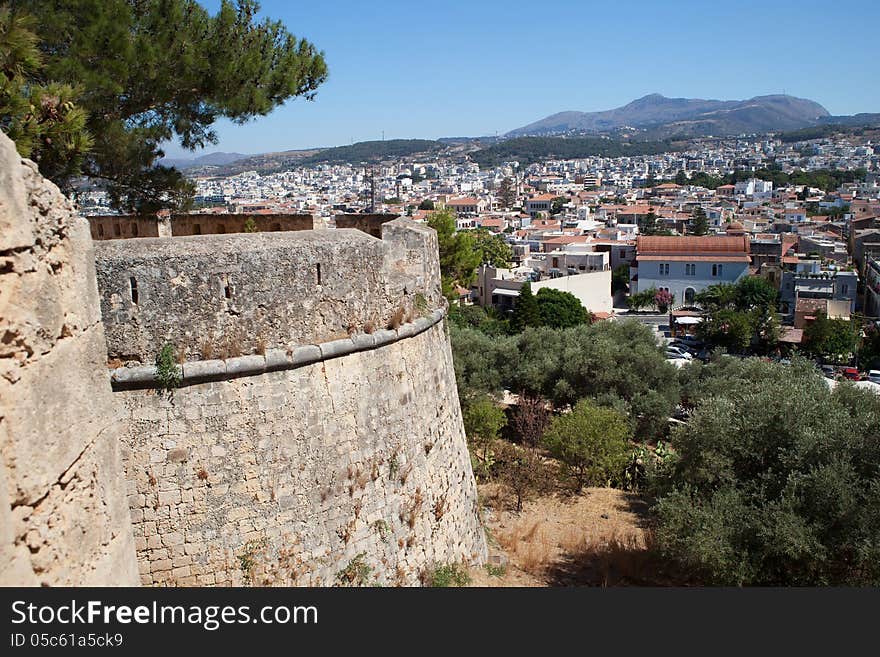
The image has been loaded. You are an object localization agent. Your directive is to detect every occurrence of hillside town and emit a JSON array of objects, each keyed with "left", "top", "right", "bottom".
[{"left": 78, "top": 129, "right": 880, "bottom": 374}]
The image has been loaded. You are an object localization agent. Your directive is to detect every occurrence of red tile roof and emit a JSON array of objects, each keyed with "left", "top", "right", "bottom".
[
  {"left": 637, "top": 235, "right": 750, "bottom": 255},
  {"left": 638, "top": 255, "right": 751, "bottom": 263}
]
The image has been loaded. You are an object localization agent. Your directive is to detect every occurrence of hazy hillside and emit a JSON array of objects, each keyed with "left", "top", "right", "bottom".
[
  {"left": 159, "top": 152, "right": 249, "bottom": 169},
  {"left": 469, "top": 136, "right": 680, "bottom": 168},
  {"left": 299, "top": 139, "right": 443, "bottom": 166},
  {"left": 507, "top": 94, "right": 831, "bottom": 138}
]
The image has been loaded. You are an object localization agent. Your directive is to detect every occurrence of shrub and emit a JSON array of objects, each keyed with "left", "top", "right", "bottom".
[
  {"left": 335, "top": 553, "right": 372, "bottom": 587},
  {"left": 155, "top": 343, "right": 182, "bottom": 393},
  {"left": 653, "top": 356, "right": 880, "bottom": 585},
  {"left": 426, "top": 563, "right": 471, "bottom": 587},
  {"left": 542, "top": 400, "right": 631, "bottom": 489},
  {"left": 510, "top": 393, "right": 550, "bottom": 447},
  {"left": 462, "top": 396, "right": 507, "bottom": 480},
  {"left": 493, "top": 441, "right": 551, "bottom": 511}
]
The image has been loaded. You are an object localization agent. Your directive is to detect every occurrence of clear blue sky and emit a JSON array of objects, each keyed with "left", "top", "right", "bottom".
[{"left": 165, "top": 0, "right": 880, "bottom": 157}]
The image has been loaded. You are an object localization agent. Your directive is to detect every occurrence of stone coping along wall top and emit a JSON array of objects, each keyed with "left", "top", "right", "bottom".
[
  {"left": 95, "top": 219, "right": 442, "bottom": 363},
  {"left": 109, "top": 308, "right": 446, "bottom": 390}
]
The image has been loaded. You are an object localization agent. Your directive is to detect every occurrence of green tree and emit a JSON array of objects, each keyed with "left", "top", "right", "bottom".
[
  {"left": 696, "top": 278, "right": 780, "bottom": 354},
  {"left": 428, "top": 211, "right": 511, "bottom": 300},
  {"left": 427, "top": 209, "right": 482, "bottom": 299},
  {"left": 550, "top": 196, "right": 567, "bottom": 215},
  {"left": 690, "top": 206, "right": 709, "bottom": 236},
  {"left": 493, "top": 441, "right": 550, "bottom": 512},
  {"left": 542, "top": 399, "right": 631, "bottom": 489},
  {"left": 535, "top": 288, "right": 591, "bottom": 329},
  {"left": 451, "top": 320, "right": 678, "bottom": 440},
  {"left": 462, "top": 395, "right": 507, "bottom": 480},
  {"left": 9, "top": 0, "right": 327, "bottom": 211},
  {"left": 858, "top": 323, "right": 880, "bottom": 370},
  {"left": 638, "top": 210, "right": 659, "bottom": 236},
  {"left": 0, "top": 9, "right": 92, "bottom": 181},
  {"left": 471, "top": 228, "right": 512, "bottom": 268},
  {"left": 611, "top": 264, "right": 630, "bottom": 294},
  {"left": 674, "top": 170, "right": 688, "bottom": 186},
  {"left": 511, "top": 282, "right": 541, "bottom": 332},
  {"left": 654, "top": 356, "right": 880, "bottom": 585},
  {"left": 803, "top": 313, "right": 859, "bottom": 363},
  {"left": 418, "top": 199, "right": 435, "bottom": 210},
  {"left": 498, "top": 176, "right": 516, "bottom": 208},
  {"left": 628, "top": 286, "right": 658, "bottom": 311}
]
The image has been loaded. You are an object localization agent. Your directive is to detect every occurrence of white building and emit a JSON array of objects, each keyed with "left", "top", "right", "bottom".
[{"left": 631, "top": 235, "right": 751, "bottom": 306}]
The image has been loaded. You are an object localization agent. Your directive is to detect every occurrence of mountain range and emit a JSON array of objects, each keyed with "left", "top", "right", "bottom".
[
  {"left": 506, "top": 93, "right": 840, "bottom": 138},
  {"left": 158, "top": 151, "right": 250, "bottom": 169}
]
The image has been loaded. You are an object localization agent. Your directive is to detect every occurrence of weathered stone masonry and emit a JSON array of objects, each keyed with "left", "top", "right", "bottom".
[
  {"left": 95, "top": 219, "right": 487, "bottom": 586},
  {"left": 0, "top": 132, "right": 138, "bottom": 585},
  {"left": 1, "top": 125, "right": 486, "bottom": 586},
  {"left": 115, "top": 320, "right": 484, "bottom": 586}
]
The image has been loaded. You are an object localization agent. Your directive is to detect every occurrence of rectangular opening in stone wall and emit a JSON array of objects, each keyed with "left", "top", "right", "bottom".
[
  {"left": 273, "top": 223, "right": 282, "bottom": 231},
  {"left": 217, "top": 224, "right": 226, "bottom": 234},
  {"left": 129, "top": 277, "right": 139, "bottom": 304},
  {"left": 131, "top": 222, "right": 139, "bottom": 236},
  {"left": 316, "top": 263, "right": 322, "bottom": 285},
  {"left": 194, "top": 224, "right": 202, "bottom": 235},
  {"left": 223, "top": 275, "right": 233, "bottom": 299},
  {"left": 98, "top": 224, "right": 104, "bottom": 237},
  {"left": 114, "top": 223, "right": 121, "bottom": 237}
]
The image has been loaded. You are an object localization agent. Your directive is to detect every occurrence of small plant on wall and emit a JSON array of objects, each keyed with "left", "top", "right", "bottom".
[{"left": 155, "top": 342, "right": 182, "bottom": 395}]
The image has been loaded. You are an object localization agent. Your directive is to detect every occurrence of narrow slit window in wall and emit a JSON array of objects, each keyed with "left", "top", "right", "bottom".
[
  {"left": 131, "top": 222, "right": 139, "bottom": 236},
  {"left": 224, "top": 276, "right": 233, "bottom": 299},
  {"left": 129, "top": 277, "right": 139, "bottom": 304},
  {"left": 193, "top": 224, "right": 202, "bottom": 235},
  {"left": 316, "top": 263, "right": 322, "bottom": 285}
]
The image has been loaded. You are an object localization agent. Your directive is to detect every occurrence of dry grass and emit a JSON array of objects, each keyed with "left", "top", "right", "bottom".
[
  {"left": 200, "top": 339, "right": 215, "bottom": 360},
  {"left": 387, "top": 305, "right": 407, "bottom": 330},
  {"left": 468, "top": 485, "right": 690, "bottom": 587}
]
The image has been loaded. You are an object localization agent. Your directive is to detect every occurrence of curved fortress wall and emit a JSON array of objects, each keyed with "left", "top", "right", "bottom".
[
  {"left": 95, "top": 220, "right": 487, "bottom": 585},
  {"left": 0, "top": 132, "right": 138, "bottom": 585}
]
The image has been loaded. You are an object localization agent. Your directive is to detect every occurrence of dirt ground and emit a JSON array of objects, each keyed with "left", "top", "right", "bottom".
[{"left": 468, "top": 484, "right": 686, "bottom": 587}]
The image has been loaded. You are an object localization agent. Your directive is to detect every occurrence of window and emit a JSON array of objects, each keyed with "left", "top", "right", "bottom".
[
  {"left": 659, "top": 263, "right": 670, "bottom": 276},
  {"left": 129, "top": 277, "right": 138, "bottom": 304},
  {"left": 685, "top": 263, "right": 696, "bottom": 276},
  {"left": 114, "top": 223, "right": 121, "bottom": 237},
  {"left": 842, "top": 284, "right": 849, "bottom": 295},
  {"left": 712, "top": 264, "right": 723, "bottom": 277}
]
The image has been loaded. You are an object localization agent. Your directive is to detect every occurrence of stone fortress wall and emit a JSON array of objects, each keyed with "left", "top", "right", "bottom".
[
  {"left": 1, "top": 127, "right": 487, "bottom": 586},
  {"left": 0, "top": 132, "right": 139, "bottom": 585},
  {"left": 94, "top": 214, "right": 486, "bottom": 586},
  {"left": 88, "top": 213, "right": 317, "bottom": 241}
]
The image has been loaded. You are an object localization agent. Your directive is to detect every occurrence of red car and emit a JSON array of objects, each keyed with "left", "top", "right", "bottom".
[{"left": 841, "top": 367, "right": 862, "bottom": 381}]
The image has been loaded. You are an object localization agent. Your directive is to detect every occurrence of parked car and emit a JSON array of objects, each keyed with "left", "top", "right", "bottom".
[
  {"left": 820, "top": 364, "right": 837, "bottom": 379},
  {"left": 666, "top": 346, "right": 693, "bottom": 360},
  {"left": 673, "top": 335, "right": 705, "bottom": 349},
  {"left": 841, "top": 367, "right": 861, "bottom": 381},
  {"left": 868, "top": 370, "right": 880, "bottom": 384}
]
